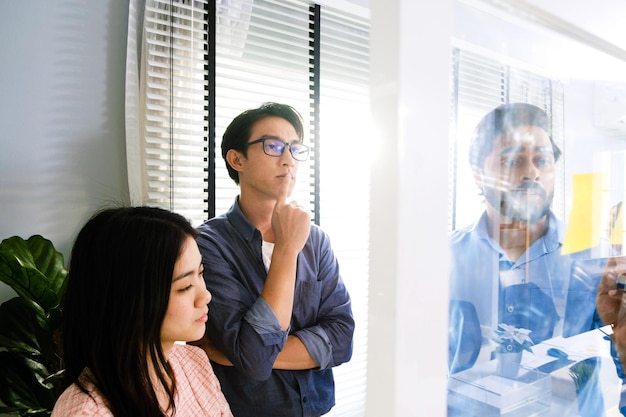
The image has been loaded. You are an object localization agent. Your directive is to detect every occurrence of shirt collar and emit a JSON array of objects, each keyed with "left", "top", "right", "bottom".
[
  {"left": 226, "top": 196, "right": 260, "bottom": 243},
  {"left": 474, "top": 210, "right": 564, "bottom": 249}
]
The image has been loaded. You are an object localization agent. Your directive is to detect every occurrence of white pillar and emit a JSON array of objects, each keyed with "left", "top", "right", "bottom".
[{"left": 368, "top": 0, "right": 453, "bottom": 416}]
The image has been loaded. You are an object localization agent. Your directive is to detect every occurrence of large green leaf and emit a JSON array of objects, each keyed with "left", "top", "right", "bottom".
[
  {"left": 0, "top": 235, "right": 67, "bottom": 314},
  {"left": 0, "top": 351, "right": 56, "bottom": 415},
  {"left": 0, "top": 297, "right": 43, "bottom": 355}
]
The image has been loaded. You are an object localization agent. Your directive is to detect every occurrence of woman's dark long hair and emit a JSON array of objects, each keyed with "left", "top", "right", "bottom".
[{"left": 62, "top": 206, "right": 198, "bottom": 416}]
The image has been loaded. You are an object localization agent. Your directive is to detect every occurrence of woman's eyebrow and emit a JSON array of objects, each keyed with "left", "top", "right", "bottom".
[
  {"left": 173, "top": 262, "right": 202, "bottom": 282},
  {"left": 173, "top": 270, "right": 194, "bottom": 283}
]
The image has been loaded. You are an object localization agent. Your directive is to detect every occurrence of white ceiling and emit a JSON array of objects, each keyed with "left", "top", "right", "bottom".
[
  {"left": 453, "top": 0, "right": 626, "bottom": 81},
  {"left": 349, "top": 0, "right": 626, "bottom": 52},
  {"left": 523, "top": 0, "right": 626, "bottom": 51},
  {"left": 345, "top": 0, "right": 626, "bottom": 79}
]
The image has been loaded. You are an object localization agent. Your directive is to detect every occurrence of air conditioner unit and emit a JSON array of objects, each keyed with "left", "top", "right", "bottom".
[{"left": 593, "top": 82, "right": 626, "bottom": 135}]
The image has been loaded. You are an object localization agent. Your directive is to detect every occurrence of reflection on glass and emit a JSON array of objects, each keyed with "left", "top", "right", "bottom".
[
  {"left": 608, "top": 202, "right": 624, "bottom": 254},
  {"left": 447, "top": 1, "right": 626, "bottom": 416}
]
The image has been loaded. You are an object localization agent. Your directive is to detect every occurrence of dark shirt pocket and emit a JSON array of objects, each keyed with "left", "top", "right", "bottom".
[{"left": 291, "top": 280, "right": 322, "bottom": 329}]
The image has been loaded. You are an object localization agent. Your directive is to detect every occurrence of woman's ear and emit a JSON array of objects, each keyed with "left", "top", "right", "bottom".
[{"left": 225, "top": 149, "right": 245, "bottom": 173}]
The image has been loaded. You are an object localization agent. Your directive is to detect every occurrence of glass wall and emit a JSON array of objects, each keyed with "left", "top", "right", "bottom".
[{"left": 447, "top": 1, "right": 626, "bottom": 416}]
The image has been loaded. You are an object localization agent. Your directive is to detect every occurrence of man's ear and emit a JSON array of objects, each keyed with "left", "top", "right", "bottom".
[{"left": 225, "top": 149, "right": 245, "bottom": 173}]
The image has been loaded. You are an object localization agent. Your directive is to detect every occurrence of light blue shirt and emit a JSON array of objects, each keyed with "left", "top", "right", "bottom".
[{"left": 449, "top": 211, "right": 594, "bottom": 342}]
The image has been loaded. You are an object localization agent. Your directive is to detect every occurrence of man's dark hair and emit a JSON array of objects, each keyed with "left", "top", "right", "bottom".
[
  {"left": 222, "top": 102, "right": 305, "bottom": 184},
  {"left": 469, "top": 103, "right": 562, "bottom": 170}
]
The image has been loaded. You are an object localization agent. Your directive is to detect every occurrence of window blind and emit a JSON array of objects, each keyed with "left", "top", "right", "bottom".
[
  {"left": 212, "top": 0, "right": 316, "bottom": 217},
  {"left": 449, "top": 48, "right": 565, "bottom": 231},
  {"left": 318, "top": 6, "right": 370, "bottom": 416},
  {"left": 142, "top": 0, "right": 210, "bottom": 225}
]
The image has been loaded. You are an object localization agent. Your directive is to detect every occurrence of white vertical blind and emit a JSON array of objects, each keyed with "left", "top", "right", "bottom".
[
  {"left": 214, "top": 0, "right": 315, "bottom": 216},
  {"left": 142, "top": 0, "right": 209, "bottom": 225}
]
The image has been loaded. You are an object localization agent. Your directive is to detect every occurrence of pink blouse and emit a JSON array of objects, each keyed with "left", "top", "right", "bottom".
[{"left": 51, "top": 344, "right": 233, "bottom": 416}]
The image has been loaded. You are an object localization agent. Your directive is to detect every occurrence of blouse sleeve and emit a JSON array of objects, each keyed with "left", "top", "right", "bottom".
[
  {"left": 51, "top": 381, "right": 113, "bottom": 417},
  {"left": 172, "top": 344, "right": 233, "bottom": 416}
]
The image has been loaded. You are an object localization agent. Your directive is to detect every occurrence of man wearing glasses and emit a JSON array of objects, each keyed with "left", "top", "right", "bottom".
[{"left": 193, "top": 102, "right": 355, "bottom": 417}]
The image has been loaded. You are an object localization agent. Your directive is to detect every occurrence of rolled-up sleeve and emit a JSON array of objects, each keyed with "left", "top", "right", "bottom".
[
  {"left": 295, "top": 326, "right": 333, "bottom": 369},
  {"left": 244, "top": 296, "right": 289, "bottom": 346}
]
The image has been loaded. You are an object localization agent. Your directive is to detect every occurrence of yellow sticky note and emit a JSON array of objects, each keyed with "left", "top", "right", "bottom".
[{"left": 561, "top": 173, "right": 605, "bottom": 254}]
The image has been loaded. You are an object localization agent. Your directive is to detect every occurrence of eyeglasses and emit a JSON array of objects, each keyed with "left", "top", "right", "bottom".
[{"left": 245, "top": 137, "right": 310, "bottom": 161}]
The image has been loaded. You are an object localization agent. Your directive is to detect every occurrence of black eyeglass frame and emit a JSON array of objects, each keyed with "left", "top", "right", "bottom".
[{"left": 244, "top": 137, "right": 310, "bottom": 161}]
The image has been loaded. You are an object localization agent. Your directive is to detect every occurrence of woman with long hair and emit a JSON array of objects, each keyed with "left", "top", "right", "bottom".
[{"left": 52, "top": 206, "right": 232, "bottom": 416}]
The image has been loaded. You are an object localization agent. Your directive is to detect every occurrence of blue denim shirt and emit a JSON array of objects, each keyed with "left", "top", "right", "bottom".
[{"left": 196, "top": 197, "right": 354, "bottom": 417}]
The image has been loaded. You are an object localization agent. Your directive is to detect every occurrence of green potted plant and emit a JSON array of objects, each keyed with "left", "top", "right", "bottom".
[{"left": 0, "top": 235, "right": 68, "bottom": 416}]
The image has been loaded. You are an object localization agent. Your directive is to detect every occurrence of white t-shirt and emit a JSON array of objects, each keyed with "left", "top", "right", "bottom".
[{"left": 261, "top": 240, "right": 274, "bottom": 271}]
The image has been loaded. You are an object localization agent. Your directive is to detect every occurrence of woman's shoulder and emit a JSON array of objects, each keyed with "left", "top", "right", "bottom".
[
  {"left": 169, "top": 344, "right": 224, "bottom": 393},
  {"left": 169, "top": 344, "right": 233, "bottom": 416},
  {"left": 170, "top": 343, "right": 212, "bottom": 370},
  {"left": 51, "top": 379, "right": 113, "bottom": 417}
]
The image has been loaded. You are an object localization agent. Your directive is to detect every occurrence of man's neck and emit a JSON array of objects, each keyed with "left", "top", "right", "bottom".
[
  {"left": 238, "top": 193, "right": 276, "bottom": 242},
  {"left": 488, "top": 213, "right": 549, "bottom": 262}
]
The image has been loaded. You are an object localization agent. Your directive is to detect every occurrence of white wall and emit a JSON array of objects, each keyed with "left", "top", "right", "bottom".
[{"left": 0, "top": 1, "right": 130, "bottom": 301}]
